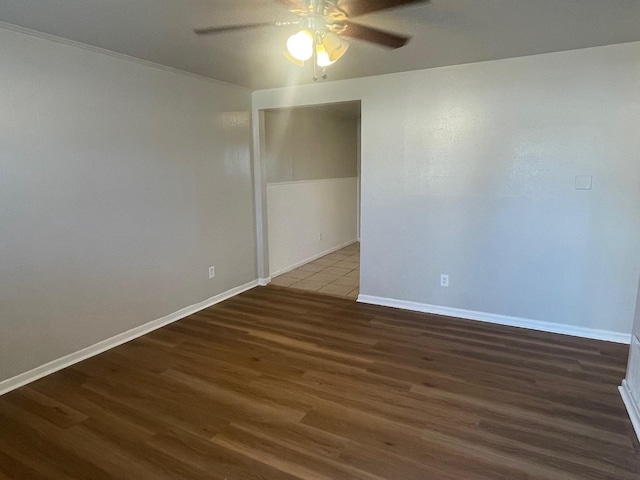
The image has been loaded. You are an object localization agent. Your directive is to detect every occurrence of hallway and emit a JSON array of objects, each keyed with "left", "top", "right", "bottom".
[{"left": 270, "top": 243, "right": 359, "bottom": 299}]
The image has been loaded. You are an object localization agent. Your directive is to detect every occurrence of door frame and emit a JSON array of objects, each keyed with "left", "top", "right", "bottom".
[{"left": 251, "top": 96, "right": 363, "bottom": 282}]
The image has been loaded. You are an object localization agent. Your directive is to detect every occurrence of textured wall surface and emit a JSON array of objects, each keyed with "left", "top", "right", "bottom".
[
  {"left": 254, "top": 41, "right": 640, "bottom": 336},
  {"left": 634, "top": 279, "right": 640, "bottom": 339},
  {"left": 267, "top": 178, "right": 358, "bottom": 275},
  {"left": 264, "top": 108, "right": 357, "bottom": 183},
  {"left": 0, "top": 27, "right": 256, "bottom": 382}
]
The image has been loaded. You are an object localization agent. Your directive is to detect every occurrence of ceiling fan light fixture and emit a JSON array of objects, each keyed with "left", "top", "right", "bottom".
[
  {"left": 321, "top": 31, "right": 349, "bottom": 62},
  {"left": 316, "top": 43, "right": 333, "bottom": 67},
  {"left": 195, "top": 0, "right": 426, "bottom": 79},
  {"left": 283, "top": 49, "right": 305, "bottom": 66},
  {"left": 286, "top": 29, "right": 314, "bottom": 61}
]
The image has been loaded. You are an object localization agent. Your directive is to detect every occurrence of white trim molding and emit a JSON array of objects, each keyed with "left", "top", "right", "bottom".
[
  {"left": 270, "top": 239, "right": 358, "bottom": 277},
  {"left": 357, "top": 295, "right": 631, "bottom": 344},
  {"left": 266, "top": 177, "right": 358, "bottom": 187},
  {"left": 258, "top": 277, "right": 272, "bottom": 286},
  {"left": 619, "top": 380, "right": 640, "bottom": 442},
  {"left": 0, "top": 279, "right": 260, "bottom": 396}
]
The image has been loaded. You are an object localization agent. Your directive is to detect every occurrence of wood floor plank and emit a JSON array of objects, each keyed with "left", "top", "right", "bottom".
[
  {"left": 211, "top": 423, "right": 382, "bottom": 480},
  {"left": 0, "top": 286, "right": 638, "bottom": 479},
  {"left": 146, "top": 427, "right": 302, "bottom": 480}
]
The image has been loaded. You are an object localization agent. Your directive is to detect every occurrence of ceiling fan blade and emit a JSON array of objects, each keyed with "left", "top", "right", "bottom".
[
  {"left": 273, "top": 0, "right": 310, "bottom": 15},
  {"left": 340, "top": 22, "right": 410, "bottom": 49},
  {"left": 194, "top": 22, "right": 275, "bottom": 35},
  {"left": 334, "top": 0, "right": 428, "bottom": 19}
]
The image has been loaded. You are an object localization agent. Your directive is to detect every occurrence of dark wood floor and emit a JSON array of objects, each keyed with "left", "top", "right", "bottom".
[{"left": 0, "top": 286, "right": 638, "bottom": 479}]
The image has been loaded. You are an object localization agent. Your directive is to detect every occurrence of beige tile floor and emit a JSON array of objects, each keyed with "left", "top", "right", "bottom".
[{"left": 270, "top": 243, "right": 360, "bottom": 299}]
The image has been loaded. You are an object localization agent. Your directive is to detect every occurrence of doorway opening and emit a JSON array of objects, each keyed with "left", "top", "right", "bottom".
[{"left": 261, "top": 100, "right": 361, "bottom": 299}]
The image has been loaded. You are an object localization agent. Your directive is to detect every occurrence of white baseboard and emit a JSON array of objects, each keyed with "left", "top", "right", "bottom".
[
  {"left": 619, "top": 380, "right": 640, "bottom": 442},
  {"left": 357, "top": 295, "right": 631, "bottom": 344},
  {"left": 270, "top": 239, "right": 358, "bottom": 277},
  {"left": 258, "top": 277, "right": 271, "bottom": 286},
  {"left": 0, "top": 279, "right": 259, "bottom": 396}
]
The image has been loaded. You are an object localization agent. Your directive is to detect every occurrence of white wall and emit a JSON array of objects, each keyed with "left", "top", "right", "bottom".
[
  {"left": 0, "top": 27, "right": 257, "bottom": 383},
  {"left": 265, "top": 108, "right": 358, "bottom": 183},
  {"left": 620, "top": 277, "right": 640, "bottom": 440},
  {"left": 634, "top": 285, "right": 640, "bottom": 340},
  {"left": 253, "top": 41, "right": 640, "bottom": 339},
  {"left": 267, "top": 178, "right": 358, "bottom": 275}
]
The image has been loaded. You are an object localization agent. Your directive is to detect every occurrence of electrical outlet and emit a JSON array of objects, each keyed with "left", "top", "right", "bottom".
[
  {"left": 440, "top": 274, "right": 449, "bottom": 287},
  {"left": 209, "top": 266, "right": 215, "bottom": 279}
]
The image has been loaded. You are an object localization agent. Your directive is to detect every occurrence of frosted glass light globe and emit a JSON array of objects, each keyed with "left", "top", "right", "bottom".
[
  {"left": 316, "top": 43, "right": 333, "bottom": 67},
  {"left": 287, "top": 30, "right": 314, "bottom": 61}
]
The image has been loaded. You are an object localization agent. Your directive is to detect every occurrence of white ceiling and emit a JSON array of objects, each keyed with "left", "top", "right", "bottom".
[{"left": 1, "top": 0, "right": 639, "bottom": 90}]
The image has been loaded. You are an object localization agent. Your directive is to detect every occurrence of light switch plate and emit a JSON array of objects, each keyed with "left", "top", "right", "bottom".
[{"left": 575, "top": 175, "right": 593, "bottom": 190}]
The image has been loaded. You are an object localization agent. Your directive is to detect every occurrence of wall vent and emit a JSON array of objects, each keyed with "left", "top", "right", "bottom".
[{"left": 628, "top": 335, "right": 640, "bottom": 405}]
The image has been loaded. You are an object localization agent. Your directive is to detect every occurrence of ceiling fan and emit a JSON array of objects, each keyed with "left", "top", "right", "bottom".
[{"left": 194, "top": 0, "right": 429, "bottom": 79}]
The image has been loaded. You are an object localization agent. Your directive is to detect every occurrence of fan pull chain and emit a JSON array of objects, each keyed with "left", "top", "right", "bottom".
[{"left": 313, "top": 45, "right": 318, "bottom": 81}]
